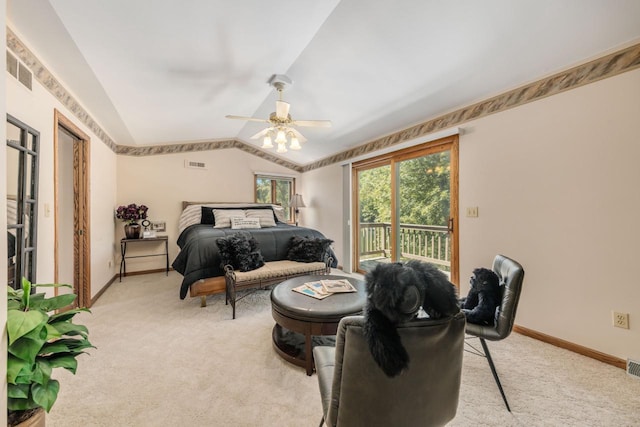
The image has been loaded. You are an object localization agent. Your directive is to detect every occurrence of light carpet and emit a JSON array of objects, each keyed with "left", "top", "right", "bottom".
[{"left": 47, "top": 271, "right": 640, "bottom": 426}]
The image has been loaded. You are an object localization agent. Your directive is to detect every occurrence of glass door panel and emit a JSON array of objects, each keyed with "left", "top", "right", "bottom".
[
  {"left": 397, "top": 151, "right": 451, "bottom": 276},
  {"left": 357, "top": 164, "right": 391, "bottom": 272}
]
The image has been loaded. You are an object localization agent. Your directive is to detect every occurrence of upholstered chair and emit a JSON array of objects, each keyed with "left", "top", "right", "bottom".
[{"left": 314, "top": 312, "right": 466, "bottom": 427}]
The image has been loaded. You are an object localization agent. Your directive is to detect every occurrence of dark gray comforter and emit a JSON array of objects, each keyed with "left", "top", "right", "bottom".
[{"left": 172, "top": 223, "right": 338, "bottom": 299}]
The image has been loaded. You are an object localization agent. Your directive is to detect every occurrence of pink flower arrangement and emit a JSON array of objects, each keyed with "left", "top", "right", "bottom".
[{"left": 115, "top": 203, "right": 148, "bottom": 224}]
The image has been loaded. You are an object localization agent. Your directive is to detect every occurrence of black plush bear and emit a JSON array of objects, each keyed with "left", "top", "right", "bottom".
[
  {"left": 363, "top": 260, "right": 459, "bottom": 377},
  {"left": 460, "top": 267, "right": 502, "bottom": 325}
]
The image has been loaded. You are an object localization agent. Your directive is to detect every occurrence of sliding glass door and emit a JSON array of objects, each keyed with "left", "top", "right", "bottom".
[{"left": 353, "top": 135, "right": 459, "bottom": 283}]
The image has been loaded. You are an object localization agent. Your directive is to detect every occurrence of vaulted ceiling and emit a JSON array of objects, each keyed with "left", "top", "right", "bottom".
[{"left": 7, "top": 1, "right": 640, "bottom": 165}]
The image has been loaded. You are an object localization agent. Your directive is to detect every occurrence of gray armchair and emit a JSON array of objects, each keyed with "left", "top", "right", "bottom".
[
  {"left": 313, "top": 312, "right": 466, "bottom": 427},
  {"left": 465, "top": 254, "right": 525, "bottom": 412}
]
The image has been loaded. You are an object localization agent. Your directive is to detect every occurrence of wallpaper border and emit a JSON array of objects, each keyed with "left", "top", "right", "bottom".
[{"left": 7, "top": 26, "right": 639, "bottom": 174}]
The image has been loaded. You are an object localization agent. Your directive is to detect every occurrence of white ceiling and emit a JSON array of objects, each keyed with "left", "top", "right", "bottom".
[{"left": 7, "top": 1, "right": 640, "bottom": 165}]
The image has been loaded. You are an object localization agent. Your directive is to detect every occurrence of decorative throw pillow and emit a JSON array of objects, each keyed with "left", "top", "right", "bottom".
[
  {"left": 245, "top": 209, "right": 277, "bottom": 227},
  {"left": 231, "top": 217, "right": 261, "bottom": 229},
  {"left": 213, "top": 209, "right": 246, "bottom": 228},
  {"left": 287, "top": 236, "right": 333, "bottom": 263},
  {"left": 201, "top": 207, "right": 216, "bottom": 225},
  {"left": 271, "top": 205, "right": 286, "bottom": 223},
  {"left": 216, "top": 233, "right": 265, "bottom": 272}
]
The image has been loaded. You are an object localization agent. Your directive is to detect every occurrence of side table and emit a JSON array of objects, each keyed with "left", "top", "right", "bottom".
[{"left": 119, "top": 236, "right": 169, "bottom": 281}]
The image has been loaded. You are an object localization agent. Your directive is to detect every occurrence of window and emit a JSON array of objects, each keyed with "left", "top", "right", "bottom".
[{"left": 255, "top": 174, "right": 294, "bottom": 222}]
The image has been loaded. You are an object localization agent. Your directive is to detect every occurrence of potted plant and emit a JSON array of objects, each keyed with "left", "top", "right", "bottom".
[
  {"left": 7, "top": 278, "right": 94, "bottom": 427},
  {"left": 115, "top": 203, "right": 149, "bottom": 239}
]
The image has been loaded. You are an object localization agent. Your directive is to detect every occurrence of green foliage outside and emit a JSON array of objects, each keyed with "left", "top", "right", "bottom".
[
  {"left": 256, "top": 177, "right": 292, "bottom": 221},
  {"left": 358, "top": 152, "right": 450, "bottom": 226}
]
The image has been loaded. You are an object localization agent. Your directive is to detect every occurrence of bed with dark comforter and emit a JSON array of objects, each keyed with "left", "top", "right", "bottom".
[{"left": 173, "top": 222, "right": 338, "bottom": 299}]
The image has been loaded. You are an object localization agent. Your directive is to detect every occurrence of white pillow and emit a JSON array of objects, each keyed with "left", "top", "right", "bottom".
[
  {"left": 231, "top": 217, "right": 261, "bottom": 229},
  {"left": 213, "top": 209, "right": 246, "bottom": 228},
  {"left": 245, "top": 209, "right": 277, "bottom": 227},
  {"left": 271, "top": 205, "right": 286, "bottom": 223}
]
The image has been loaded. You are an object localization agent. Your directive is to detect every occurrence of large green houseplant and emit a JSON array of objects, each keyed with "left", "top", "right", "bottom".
[{"left": 7, "top": 278, "right": 94, "bottom": 426}]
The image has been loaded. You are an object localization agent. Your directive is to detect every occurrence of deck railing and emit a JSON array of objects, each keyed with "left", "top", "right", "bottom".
[{"left": 359, "top": 222, "right": 451, "bottom": 268}]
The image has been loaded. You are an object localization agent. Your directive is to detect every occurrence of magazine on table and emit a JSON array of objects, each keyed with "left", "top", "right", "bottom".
[
  {"left": 292, "top": 279, "right": 358, "bottom": 299},
  {"left": 321, "top": 279, "right": 357, "bottom": 293},
  {"left": 292, "top": 281, "right": 332, "bottom": 300}
]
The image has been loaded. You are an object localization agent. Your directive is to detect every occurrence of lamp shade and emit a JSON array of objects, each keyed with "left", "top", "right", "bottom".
[{"left": 290, "top": 194, "right": 306, "bottom": 209}]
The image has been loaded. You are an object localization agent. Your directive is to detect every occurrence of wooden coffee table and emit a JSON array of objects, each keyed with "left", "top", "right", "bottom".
[{"left": 270, "top": 275, "right": 366, "bottom": 375}]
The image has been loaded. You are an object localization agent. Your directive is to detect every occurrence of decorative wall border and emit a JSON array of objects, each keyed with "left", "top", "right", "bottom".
[
  {"left": 7, "top": 25, "right": 639, "bottom": 174},
  {"left": 7, "top": 27, "right": 118, "bottom": 152},
  {"left": 301, "top": 42, "right": 640, "bottom": 172}
]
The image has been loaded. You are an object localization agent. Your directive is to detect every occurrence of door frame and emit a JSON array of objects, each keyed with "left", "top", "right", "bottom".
[
  {"left": 352, "top": 134, "right": 459, "bottom": 285},
  {"left": 53, "top": 110, "right": 91, "bottom": 307}
]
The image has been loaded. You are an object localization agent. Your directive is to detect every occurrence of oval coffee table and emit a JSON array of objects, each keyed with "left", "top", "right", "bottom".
[{"left": 271, "top": 275, "right": 366, "bottom": 375}]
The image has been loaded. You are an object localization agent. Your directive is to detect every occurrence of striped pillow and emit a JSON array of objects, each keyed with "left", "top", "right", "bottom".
[{"left": 245, "top": 209, "right": 276, "bottom": 227}]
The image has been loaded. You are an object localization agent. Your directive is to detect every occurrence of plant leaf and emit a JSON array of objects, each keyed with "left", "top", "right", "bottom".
[
  {"left": 7, "top": 383, "right": 30, "bottom": 399},
  {"left": 6, "top": 310, "right": 47, "bottom": 345},
  {"left": 32, "top": 379, "right": 60, "bottom": 412},
  {"left": 6, "top": 355, "right": 29, "bottom": 384}
]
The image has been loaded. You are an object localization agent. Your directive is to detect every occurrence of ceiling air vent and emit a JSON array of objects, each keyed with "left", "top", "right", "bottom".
[{"left": 184, "top": 160, "right": 207, "bottom": 170}]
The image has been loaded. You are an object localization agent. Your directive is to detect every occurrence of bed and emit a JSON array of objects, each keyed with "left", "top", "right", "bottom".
[{"left": 172, "top": 202, "right": 338, "bottom": 300}]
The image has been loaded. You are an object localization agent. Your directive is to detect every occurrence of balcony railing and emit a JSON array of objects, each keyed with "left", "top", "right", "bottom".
[{"left": 359, "top": 222, "right": 451, "bottom": 268}]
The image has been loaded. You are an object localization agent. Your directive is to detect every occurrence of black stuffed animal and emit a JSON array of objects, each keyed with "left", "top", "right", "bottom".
[
  {"left": 460, "top": 267, "right": 502, "bottom": 325},
  {"left": 363, "top": 261, "right": 459, "bottom": 377}
]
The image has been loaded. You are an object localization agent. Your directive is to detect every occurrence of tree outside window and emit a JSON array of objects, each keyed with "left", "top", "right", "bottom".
[{"left": 255, "top": 175, "right": 294, "bottom": 222}]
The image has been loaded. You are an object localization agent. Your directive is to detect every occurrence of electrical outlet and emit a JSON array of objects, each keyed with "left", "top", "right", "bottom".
[{"left": 613, "top": 311, "right": 629, "bottom": 329}]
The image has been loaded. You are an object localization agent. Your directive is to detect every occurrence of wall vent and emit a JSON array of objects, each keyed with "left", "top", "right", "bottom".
[
  {"left": 627, "top": 359, "right": 640, "bottom": 380},
  {"left": 6, "top": 50, "right": 32, "bottom": 90},
  {"left": 7, "top": 51, "right": 18, "bottom": 77},
  {"left": 184, "top": 160, "right": 207, "bottom": 170}
]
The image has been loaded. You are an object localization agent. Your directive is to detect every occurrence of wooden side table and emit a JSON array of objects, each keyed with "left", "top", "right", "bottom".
[{"left": 119, "top": 236, "right": 169, "bottom": 281}]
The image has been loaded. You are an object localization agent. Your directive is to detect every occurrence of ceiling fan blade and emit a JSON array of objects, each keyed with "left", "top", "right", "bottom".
[
  {"left": 276, "top": 100, "right": 290, "bottom": 120},
  {"left": 250, "top": 127, "right": 273, "bottom": 140},
  {"left": 225, "top": 115, "right": 270, "bottom": 123},
  {"left": 289, "top": 128, "right": 308, "bottom": 143},
  {"left": 292, "top": 119, "right": 332, "bottom": 127}
]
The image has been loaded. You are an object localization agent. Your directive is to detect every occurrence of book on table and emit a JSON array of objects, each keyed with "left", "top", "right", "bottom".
[{"left": 292, "top": 279, "right": 357, "bottom": 299}]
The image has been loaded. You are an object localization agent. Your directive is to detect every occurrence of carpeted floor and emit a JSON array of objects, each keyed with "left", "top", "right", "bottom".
[{"left": 47, "top": 271, "right": 640, "bottom": 426}]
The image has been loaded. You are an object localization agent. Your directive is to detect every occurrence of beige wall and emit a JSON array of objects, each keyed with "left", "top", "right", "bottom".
[
  {"left": 115, "top": 149, "right": 301, "bottom": 271},
  {"left": 5, "top": 53, "right": 118, "bottom": 298},
  {"left": 303, "top": 69, "right": 640, "bottom": 362}
]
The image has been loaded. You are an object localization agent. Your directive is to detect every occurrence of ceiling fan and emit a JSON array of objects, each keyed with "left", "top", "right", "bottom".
[{"left": 226, "top": 74, "right": 331, "bottom": 153}]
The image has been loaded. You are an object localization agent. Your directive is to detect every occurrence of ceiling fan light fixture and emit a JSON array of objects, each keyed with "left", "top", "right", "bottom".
[
  {"left": 289, "top": 135, "right": 301, "bottom": 150},
  {"left": 275, "top": 129, "right": 287, "bottom": 144},
  {"left": 276, "top": 142, "right": 288, "bottom": 153},
  {"left": 261, "top": 134, "right": 273, "bottom": 149}
]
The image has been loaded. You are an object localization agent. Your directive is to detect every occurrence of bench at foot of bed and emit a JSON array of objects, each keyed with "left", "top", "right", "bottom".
[{"left": 225, "top": 259, "right": 331, "bottom": 319}]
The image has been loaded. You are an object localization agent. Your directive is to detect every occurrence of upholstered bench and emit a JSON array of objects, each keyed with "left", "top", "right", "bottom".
[{"left": 224, "top": 259, "right": 331, "bottom": 319}]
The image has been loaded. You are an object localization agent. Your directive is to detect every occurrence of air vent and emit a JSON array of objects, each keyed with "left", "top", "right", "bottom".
[
  {"left": 6, "top": 51, "right": 18, "bottom": 77},
  {"left": 628, "top": 359, "right": 640, "bottom": 379},
  {"left": 18, "top": 63, "right": 32, "bottom": 90},
  {"left": 184, "top": 160, "right": 207, "bottom": 170},
  {"left": 6, "top": 50, "right": 32, "bottom": 91}
]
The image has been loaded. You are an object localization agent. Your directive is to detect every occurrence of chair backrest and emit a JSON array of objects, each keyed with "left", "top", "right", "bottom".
[
  {"left": 492, "top": 254, "right": 525, "bottom": 340},
  {"left": 326, "top": 313, "right": 466, "bottom": 427}
]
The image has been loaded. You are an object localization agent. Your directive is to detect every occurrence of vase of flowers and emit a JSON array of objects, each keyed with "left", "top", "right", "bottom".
[{"left": 115, "top": 203, "right": 148, "bottom": 239}]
